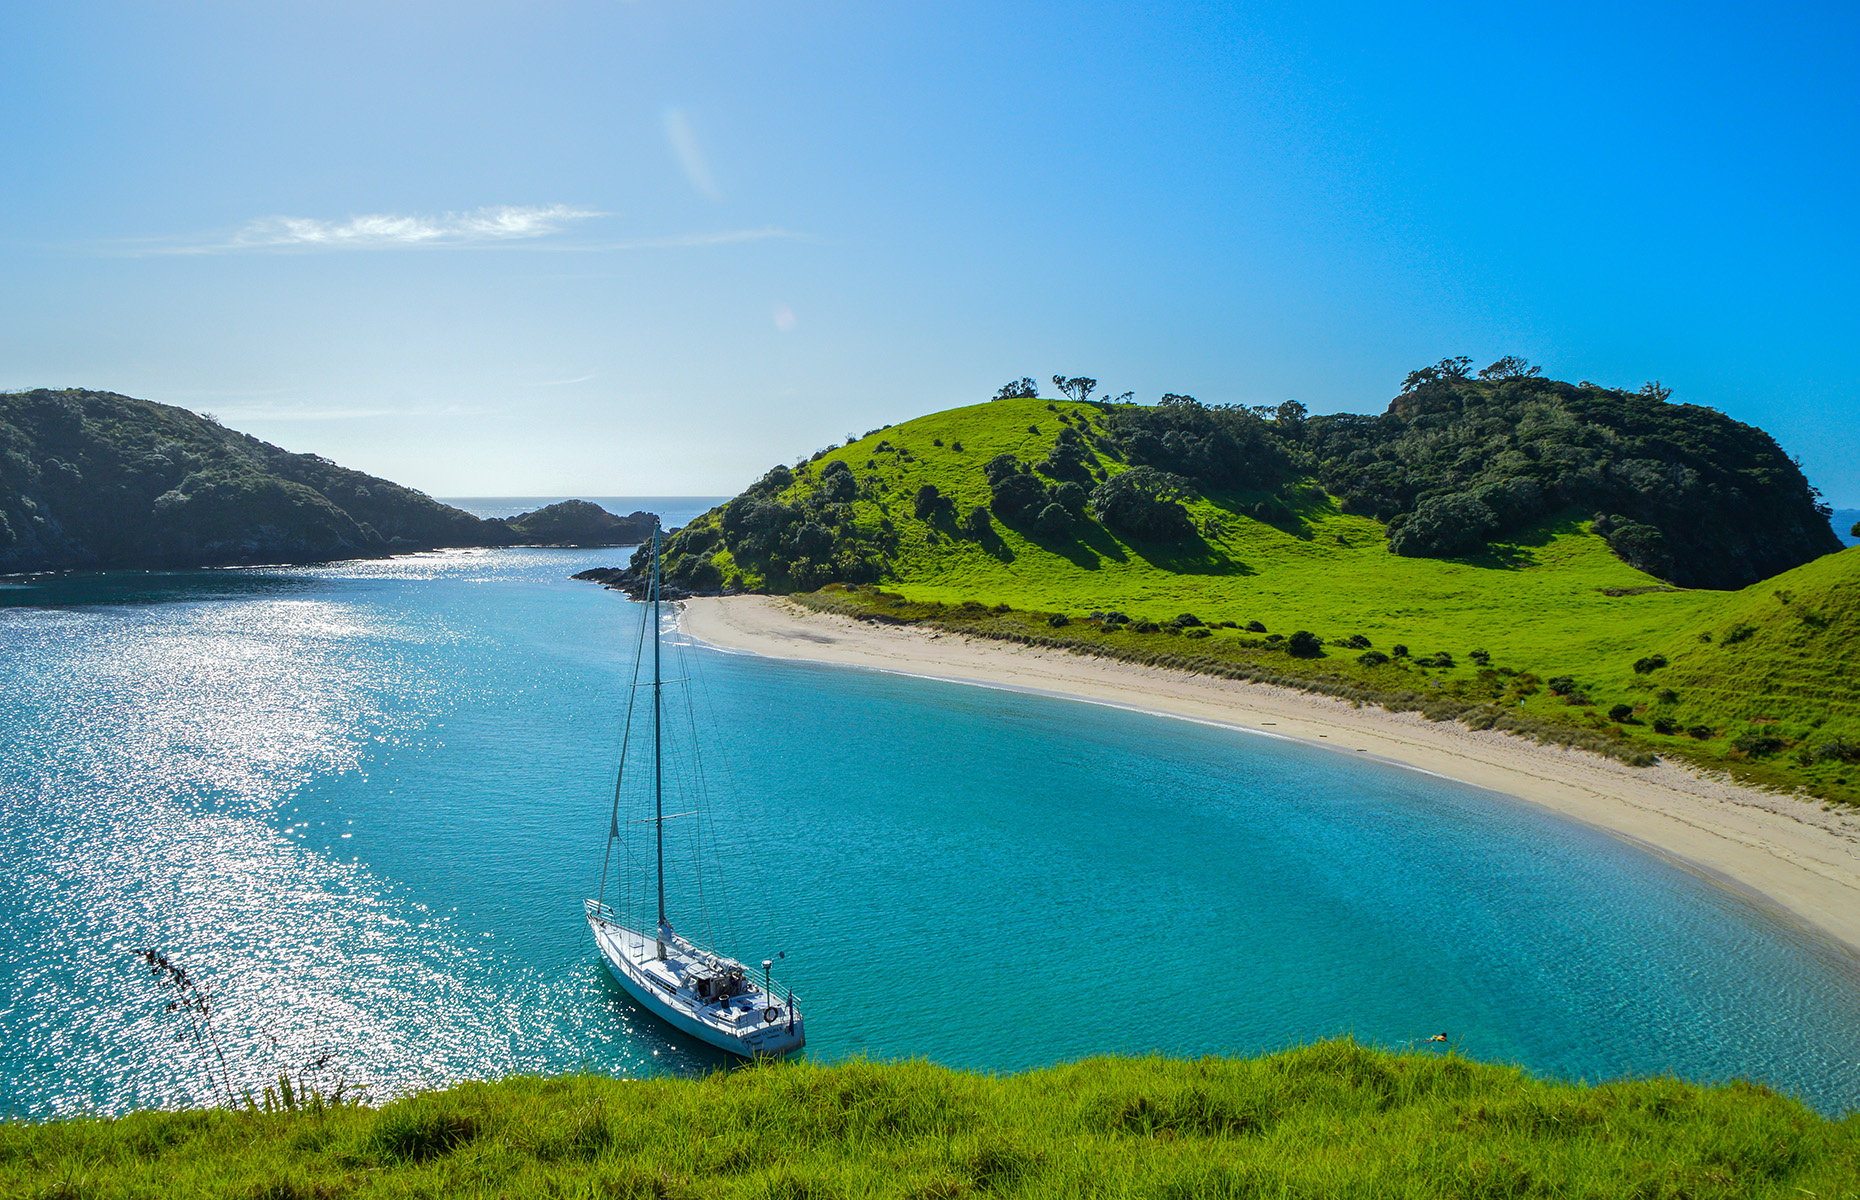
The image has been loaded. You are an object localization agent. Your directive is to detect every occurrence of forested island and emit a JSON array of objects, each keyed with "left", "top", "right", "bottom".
[{"left": 0, "top": 389, "right": 655, "bottom": 572}]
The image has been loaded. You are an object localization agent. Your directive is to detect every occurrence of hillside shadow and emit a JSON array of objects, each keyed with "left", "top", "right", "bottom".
[
  {"left": 1201, "top": 484, "right": 1331, "bottom": 542},
  {"left": 1448, "top": 512, "right": 1591, "bottom": 572}
]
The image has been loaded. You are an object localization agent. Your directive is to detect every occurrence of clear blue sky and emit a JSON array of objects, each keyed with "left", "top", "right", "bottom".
[{"left": 3, "top": 1, "right": 1855, "bottom": 503}]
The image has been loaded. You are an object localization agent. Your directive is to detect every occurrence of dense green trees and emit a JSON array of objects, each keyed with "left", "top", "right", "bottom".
[
  {"left": 0, "top": 389, "right": 519, "bottom": 572},
  {"left": 1302, "top": 372, "right": 1839, "bottom": 588},
  {"left": 1088, "top": 467, "right": 1197, "bottom": 540}
]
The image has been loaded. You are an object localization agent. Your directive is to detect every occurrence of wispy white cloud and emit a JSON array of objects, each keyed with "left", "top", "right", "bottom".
[
  {"left": 663, "top": 109, "right": 723, "bottom": 202},
  {"left": 137, "top": 205, "right": 601, "bottom": 255}
]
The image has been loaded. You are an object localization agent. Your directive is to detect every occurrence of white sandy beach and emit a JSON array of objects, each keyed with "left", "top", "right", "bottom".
[{"left": 681, "top": 595, "right": 1860, "bottom": 959}]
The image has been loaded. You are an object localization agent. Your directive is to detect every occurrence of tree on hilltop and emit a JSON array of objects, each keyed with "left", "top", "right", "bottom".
[
  {"left": 1478, "top": 356, "right": 1540, "bottom": 380},
  {"left": 993, "top": 378, "right": 1039, "bottom": 401},
  {"left": 1052, "top": 376, "right": 1097, "bottom": 404}
]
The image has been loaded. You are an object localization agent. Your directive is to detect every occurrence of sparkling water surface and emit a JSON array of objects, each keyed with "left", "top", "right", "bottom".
[{"left": 3, "top": 548, "right": 1858, "bottom": 1119}]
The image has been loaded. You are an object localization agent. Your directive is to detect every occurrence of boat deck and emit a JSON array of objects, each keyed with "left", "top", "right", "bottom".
[{"left": 588, "top": 908, "right": 805, "bottom": 1059}]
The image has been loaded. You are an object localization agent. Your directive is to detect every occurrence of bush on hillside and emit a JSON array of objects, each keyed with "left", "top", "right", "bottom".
[
  {"left": 1608, "top": 704, "right": 1635, "bottom": 723},
  {"left": 1088, "top": 467, "right": 1197, "bottom": 540},
  {"left": 1733, "top": 732, "right": 1787, "bottom": 757},
  {"left": 1047, "top": 613, "right": 1070, "bottom": 627},
  {"left": 1594, "top": 513, "right": 1675, "bottom": 578},
  {"left": 1247, "top": 620, "right": 1267, "bottom": 633},
  {"left": 983, "top": 454, "right": 1023, "bottom": 488},
  {"left": 1287, "top": 630, "right": 1323, "bottom": 657},
  {"left": 1033, "top": 503, "right": 1073, "bottom": 538},
  {"left": 993, "top": 377, "right": 1039, "bottom": 400},
  {"left": 961, "top": 506, "right": 992, "bottom": 536},
  {"left": 912, "top": 484, "right": 952, "bottom": 520},
  {"left": 1387, "top": 493, "right": 1497, "bottom": 558},
  {"left": 1358, "top": 650, "right": 1391, "bottom": 667},
  {"left": 1184, "top": 627, "right": 1211, "bottom": 639},
  {"left": 1547, "top": 675, "right": 1576, "bottom": 696},
  {"left": 817, "top": 460, "right": 857, "bottom": 503},
  {"left": 991, "top": 471, "right": 1049, "bottom": 522},
  {"left": 1652, "top": 717, "right": 1679, "bottom": 735},
  {"left": 1050, "top": 480, "right": 1089, "bottom": 514},
  {"left": 1812, "top": 738, "right": 1860, "bottom": 763}
]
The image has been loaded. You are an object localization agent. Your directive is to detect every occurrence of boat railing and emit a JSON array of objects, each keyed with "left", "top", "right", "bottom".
[{"left": 584, "top": 899, "right": 800, "bottom": 1015}]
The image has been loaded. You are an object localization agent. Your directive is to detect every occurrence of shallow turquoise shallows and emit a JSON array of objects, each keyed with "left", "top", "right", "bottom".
[{"left": 3, "top": 547, "right": 1858, "bottom": 1120}]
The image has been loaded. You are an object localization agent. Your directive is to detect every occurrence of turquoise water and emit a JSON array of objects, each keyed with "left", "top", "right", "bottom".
[{"left": 3, "top": 548, "right": 1859, "bottom": 1120}]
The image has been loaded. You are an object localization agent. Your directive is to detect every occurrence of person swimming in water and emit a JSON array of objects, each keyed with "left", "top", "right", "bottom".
[{"left": 1426, "top": 1033, "right": 1448, "bottom": 1043}]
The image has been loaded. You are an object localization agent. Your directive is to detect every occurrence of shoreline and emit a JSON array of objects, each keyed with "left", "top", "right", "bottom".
[{"left": 681, "top": 594, "right": 1860, "bottom": 960}]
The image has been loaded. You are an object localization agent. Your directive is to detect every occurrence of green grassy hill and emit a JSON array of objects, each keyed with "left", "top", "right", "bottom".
[
  {"left": 634, "top": 394, "right": 1858, "bottom": 805},
  {"left": 7, "top": 1044, "right": 1856, "bottom": 1198}
]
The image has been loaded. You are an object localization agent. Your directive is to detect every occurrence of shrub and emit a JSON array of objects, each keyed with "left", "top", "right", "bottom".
[
  {"left": 1733, "top": 733, "right": 1787, "bottom": 757},
  {"left": 913, "top": 484, "right": 951, "bottom": 520},
  {"left": 1608, "top": 703, "right": 1635, "bottom": 723},
  {"left": 1546, "top": 676, "right": 1576, "bottom": 696},
  {"left": 991, "top": 472, "right": 1048, "bottom": 522},
  {"left": 1391, "top": 644, "right": 1409, "bottom": 658},
  {"left": 1133, "top": 620, "right": 1160, "bottom": 633},
  {"left": 1633, "top": 655, "right": 1668, "bottom": 674},
  {"left": 961, "top": 506, "right": 992, "bottom": 536},
  {"left": 1047, "top": 613, "right": 1070, "bottom": 628},
  {"left": 1387, "top": 493, "right": 1496, "bottom": 557},
  {"left": 1050, "top": 480, "right": 1089, "bottom": 514},
  {"left": 1345, "top": 634, "right": 1371, "bottom": 649},
  {"left": 1428, "top": 651, "right": 1455, "bottom": 669},
  {"left": 983, "top": 454, "right": 1023, "bottom": 488},
  {"left": 1812, "top": 738, "right": 1860, "bottom": 763},
  {"left": 1723, "top": 624, "right": 1757, "bottom": 644},
  {"left": 1265, "top": 633, "right": 1284, "bottom": 643},
  {"left": 993, "top": 377, "right": 1039, "bottom": 400},
  {"left": 1655, "top": 688, "right": 1679, "bottom": 704},
  {"left": 1357, "top": 650, "right": 1391, "bottom": 667},
  {"left": 1183, "top": 627, "right": 1211, "bottom": 639},
  {"left": 1173, "top": 613, "right": 1203, "bottom": 627},
  {"left": 1088, "top": 467, "right": 1198, "bottom": 540},
  {"left": 1246, "top": 620, "right": 1267, "bottom": 633},
  {"left": 1652, "top": 717, "right": 1678, "bottom": 735},
  {"left": 1287, "top": 630, "right": 1323, "bottom": 657},
  {"left": 1687, "top": 725, "right": 1715, "bottom": 740},
  {"left": 1033, "top": 503, "right": 1073, "bottom": 538}
]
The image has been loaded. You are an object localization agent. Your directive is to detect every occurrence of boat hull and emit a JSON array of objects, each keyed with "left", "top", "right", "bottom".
[{"left": 589, "top": 912, "right": 805, "bottom": 1060}]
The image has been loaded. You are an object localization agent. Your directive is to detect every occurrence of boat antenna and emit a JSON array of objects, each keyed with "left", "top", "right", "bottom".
[{"left": 651, "top": 521, "right": 667, "bottom": 942}]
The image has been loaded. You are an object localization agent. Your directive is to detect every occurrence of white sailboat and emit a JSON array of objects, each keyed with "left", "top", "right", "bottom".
[{"left": 583, "top": 525, "right": 805, "bottom": 1059}]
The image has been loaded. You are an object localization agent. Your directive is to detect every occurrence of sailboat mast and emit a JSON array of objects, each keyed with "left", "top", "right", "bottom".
[{"left": 651, "top": 524, "right": 666, "bottom": 929}]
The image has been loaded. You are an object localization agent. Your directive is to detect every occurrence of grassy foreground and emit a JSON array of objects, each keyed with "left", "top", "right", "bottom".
[{"left": 7, "top": 1044, "right": 1857, "bottom": 1199}]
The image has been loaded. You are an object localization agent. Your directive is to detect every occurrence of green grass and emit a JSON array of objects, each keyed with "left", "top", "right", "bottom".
[
  {"left": 7, "top": 1043, "right": 1857, "bottom": 1198},
  {"left": 695, "top": 398, "right": 1860, "bottom": 804}
]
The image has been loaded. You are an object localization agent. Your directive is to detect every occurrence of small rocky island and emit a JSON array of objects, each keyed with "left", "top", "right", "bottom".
[{"left": 0, "top": 389, "right": 656, "bottom": 572}]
